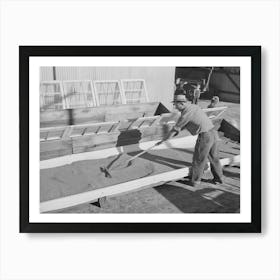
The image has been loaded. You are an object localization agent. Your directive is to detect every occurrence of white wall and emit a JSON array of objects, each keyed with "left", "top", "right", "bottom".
[
  {"left": 1, "top": 1, "right": 279, "bottom": 280},
  {"left": 41, "top": 66, "right": 175, "bottom": 110}
]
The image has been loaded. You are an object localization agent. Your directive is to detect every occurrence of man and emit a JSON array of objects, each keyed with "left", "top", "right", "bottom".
[
  {"left": 162, "top": 94, "right": 224, "bottom": 187},
  {"left": 207, "top": 96, "right": 220, "bottom": 108},
  {"left": 174, "top": 78, "right": 194, "bottom": 101},
  {"left": 192, "top": 84, "right": 201, "bottom": 105},
  {"left": 174, "top": 78, "right": 187, "bottom": 97},
  {"left": 182, "top": 81, "right": 194, "bottom": 102}
]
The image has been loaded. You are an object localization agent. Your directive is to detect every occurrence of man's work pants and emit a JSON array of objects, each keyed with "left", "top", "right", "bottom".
[{"left": 191, "top": 129, "right": 223, "bottom": 183}]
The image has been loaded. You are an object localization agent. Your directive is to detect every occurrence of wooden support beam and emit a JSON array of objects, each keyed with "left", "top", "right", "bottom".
[
  {"left": 130, "top": 116, "right": 161, "bottom": 129},
  {"left": 62, "top": 126, "right": 73, "bottom": 139},
  {"left": 149, "top": 116, "right": 161, "bottom": 127}
]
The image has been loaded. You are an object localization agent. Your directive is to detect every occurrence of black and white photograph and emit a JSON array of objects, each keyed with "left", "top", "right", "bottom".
[
  {"left": 20, "top": 46, "right": 260, "bottom": 232},
  {"left": 39, "top": 66, "right": 241, "bottom": 214}
]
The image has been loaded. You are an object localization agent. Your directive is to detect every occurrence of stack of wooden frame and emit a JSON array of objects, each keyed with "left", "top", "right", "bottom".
[{"left": 40, "top": 79, "right": 149, "bottom": 110}]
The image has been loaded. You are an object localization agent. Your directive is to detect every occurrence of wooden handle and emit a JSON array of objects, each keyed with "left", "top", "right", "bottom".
[{"left": 127, "top": 142, "right": 161, "bottom": 163}]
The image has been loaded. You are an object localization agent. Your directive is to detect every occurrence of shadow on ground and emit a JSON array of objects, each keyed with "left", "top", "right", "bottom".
[{"left": 155, "top": 184, "right": 240, "bottom": 213}]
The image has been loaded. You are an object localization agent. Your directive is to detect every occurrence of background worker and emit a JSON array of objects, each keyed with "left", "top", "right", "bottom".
[
  {"left": 174, "top": 78, "right": 186, "bottom": 96},
  {"left": 192, "top": 83, "right": 201, "bottom": 105},
  {"left": 161, "top": 94, "right": 224, "bottom": 187},
  {"left": 174, "top": 78, "right": 194, "bottom": 102},
  {"left": 208, "top": 96, "right": 220, "bottom": 108}
]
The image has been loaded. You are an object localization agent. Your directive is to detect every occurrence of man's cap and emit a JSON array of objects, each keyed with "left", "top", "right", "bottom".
[{"left": 172, "top": 94, "right": 187, "bottom": 103}]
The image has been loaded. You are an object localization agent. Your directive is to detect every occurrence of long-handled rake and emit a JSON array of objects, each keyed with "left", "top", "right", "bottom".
[{"left": 100, "top": 140, "right": 163, "bottom": 178}]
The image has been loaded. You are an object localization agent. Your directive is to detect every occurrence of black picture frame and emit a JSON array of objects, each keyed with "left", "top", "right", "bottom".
[{"left": 20, "top": 46, "right": 261, "bottom": 233}]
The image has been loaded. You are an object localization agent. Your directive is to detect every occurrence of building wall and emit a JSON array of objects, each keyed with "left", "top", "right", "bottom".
[{"left": 40, "top": 67, "right": 176, "bottom": 110}]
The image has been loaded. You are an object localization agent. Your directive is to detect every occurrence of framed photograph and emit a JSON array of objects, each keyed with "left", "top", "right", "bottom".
[{"left": 20, "top": 46, "right": 261, "bottom": 233}]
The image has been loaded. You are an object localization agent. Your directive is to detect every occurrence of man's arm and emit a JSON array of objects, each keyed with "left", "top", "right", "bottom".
[
  {"left": 173, "top": 110, "right": 192, "bottom": 131},
  {"left": 160, "top": 111, "right": 191, "bottom": 143},
  {"left": 161, "top": 128, "right": 178, "bottom": 142}
]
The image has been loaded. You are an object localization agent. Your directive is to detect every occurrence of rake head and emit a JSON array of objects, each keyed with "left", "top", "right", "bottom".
[{"left": 100, "top": 166, "right": 112, "bottom": 178}]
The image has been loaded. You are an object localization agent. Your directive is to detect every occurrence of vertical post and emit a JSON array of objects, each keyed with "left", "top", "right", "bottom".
[
  {"left": 143, "top": 79, "right": 149, "bottom": 102},
  {"left": 40, "top": 82, "right": 45, "bottom": 109},
  {"left": 90, "top": 80, "right": 98, "bottom": 106},
  {"left": 92, "top": 81, "right": 100, "bottom": 106},
  {"left": 120, "top": 80, "right": 127, "bottom": 104},
  {"left": 60, "top": 81, "right": 68, "bottom": 109},
  {"left": 52, "top": 66, "right": 57, "bottom": 80},
  {"left": 52, "top": 67, "right": 57, "bottom": 109},
  {"left": 81, "top": 81, "right": 87, "bottom": 107}
]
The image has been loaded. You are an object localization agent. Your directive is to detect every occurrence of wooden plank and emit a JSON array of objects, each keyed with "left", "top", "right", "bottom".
[
  {"left": 72, "top": 132, "right": 119, "bottom": 154},
  {"left": 148, "top": 115, "right": 161, "bottom": 128},
  {"left": 104, "top": 102, "right": 158, "bottom": 121},
  {"left": 40, "top": 139, "right": 72, "bottom": 161},
  {"left": 40, "top": 110, "right": 69, "bottom": 128},
  {"left": 106, "top": 112, "right": 147, "bottom": 122},
  {"left": 204, "top": 106, "right": 227, "bottom": 113},
  {"left": 60, "top": 81, "right": 67, "bottom": 109},
  {"left": 71, "top": 124, "right": 189, "bottom": 155},
  {"left": 40, "top": 155, "right": 240, "bottom": 213},
  {"left": 62, "top": 126, "right": 73, "bottom": 139},
  {"left": 90, "top": 80, "right": 98, "bottom": 107},
  {"left": 204, "top": 107, "right": 227, "bottom": 120},
  {"left": 68, "top": 121, "right": 118, "bottom": 137},
  {"left": 119, "top": 80, "right": 127, "bottom": 105},
  {"left": 40, "top": 136, "right": 198, "bottom": 169},
  {"left": 130, "top": 116, "right": 160, "bottom": 129},
  {"left": 40, "top": 102, "right": 160, "bottom": 127},
  {"left": 40, "top": 125, "right": 68, "bottom": 133},
  {"left": 118, "top": 119, "right": 137, "bottom": 131},
  {"left": 103, "top": 102, "right": 157, "bottom": 116},
  {"left": 213, "top": 109, "right": 226, "bottom": 120},
  {"left": 97, "top": 122, "right": 119, "bottom": 134},
  {"left": 143, "top": 79, "right": 149, "bottom": 102},
  {"left": 45, "top": 127, "right": 66, "bottom": 141},
  {"left": 72, "top": 108, "right": 106, "bottom": 124},
  {"left": 68, "top": 121, "right": 117, "bottom": 130},
  {"left": 108, "top": 121, "right": 121, "bottom": 133},
  {"left": 92, "top": 80, "right": 99, "bottom": 107},
  {"left": 40, "top": 131, "right": 48, "bottom": 142}
]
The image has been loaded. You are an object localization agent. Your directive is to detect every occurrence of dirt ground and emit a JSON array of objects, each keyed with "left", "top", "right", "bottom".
[{"left": 41, "top": 101, "right": 240, "bottom": 213}]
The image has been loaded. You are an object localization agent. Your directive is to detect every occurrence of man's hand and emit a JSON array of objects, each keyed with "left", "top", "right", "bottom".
[{"left": 161, "top": 128, "right": 179, "bottom": 143}]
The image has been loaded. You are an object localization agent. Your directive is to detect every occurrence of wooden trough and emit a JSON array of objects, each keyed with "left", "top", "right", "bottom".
[
  {"left": 40, "top": 102, "right": 227, "bottom": 161},
  {"left": 40, "top": 102, "right": 235, "bottom": 213}
]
